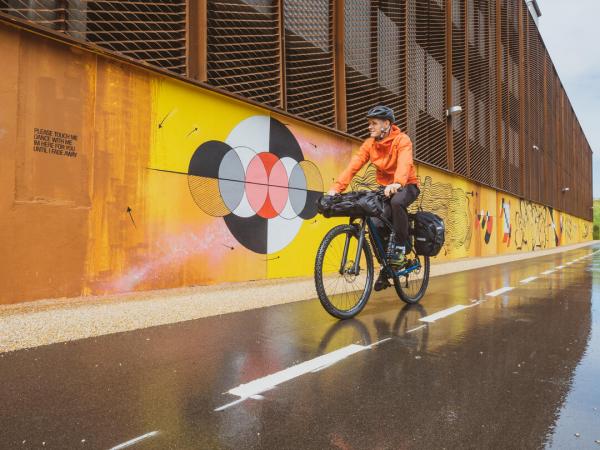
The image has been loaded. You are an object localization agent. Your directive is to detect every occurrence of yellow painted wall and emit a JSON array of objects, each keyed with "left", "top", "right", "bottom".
[
  {"left": 497, "top": 194, "right": 560, "bottom": 254},
  {"left": 0, "top": 21, "right": 592, "bottom": 304}
]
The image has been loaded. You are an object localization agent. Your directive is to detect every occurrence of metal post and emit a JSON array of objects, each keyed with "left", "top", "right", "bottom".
[
  {"left": 518, "top": 0, "right": 526, "bottom": 198},
  {"left": 278, "top": 0, "right": 287, "bottom": 110},
  {"left": 333, "top": 0, "right": 347, "bottom": 131},
  {"left": 187, "top": 0, "right": 207, "bottom": 81},
  {"left": 446, "top": 0, "right": 454, "bottom": 172}
]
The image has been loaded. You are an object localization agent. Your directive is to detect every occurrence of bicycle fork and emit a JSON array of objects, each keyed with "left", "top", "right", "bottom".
[{"left": 339, "top": 220, "right": 367, "bottom": 276}]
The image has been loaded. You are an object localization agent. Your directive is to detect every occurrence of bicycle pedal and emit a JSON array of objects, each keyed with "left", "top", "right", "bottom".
[
  {"left": 374, "top": 279, "right": 391, "bottom": 291},
  {"left": 374, "top": 273, "right": 391, "bottom": 291}
]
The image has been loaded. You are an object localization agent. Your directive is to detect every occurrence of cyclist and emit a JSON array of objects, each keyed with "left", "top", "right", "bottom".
[{"left": 327, "top": 106, "right": 420, "bottom": 291}]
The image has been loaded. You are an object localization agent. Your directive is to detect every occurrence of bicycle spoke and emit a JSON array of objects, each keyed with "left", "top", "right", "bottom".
[{"left": 315, "top": 224, "right": 374, "bottom": 319}]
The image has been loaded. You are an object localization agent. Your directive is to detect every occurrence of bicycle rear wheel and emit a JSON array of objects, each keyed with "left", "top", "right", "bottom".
[
  {"left": 315, "top": 224, "right": 374, "bottom": 319},
  {"left": 392, "top": 249, "right": 430, "bottom": 304}
]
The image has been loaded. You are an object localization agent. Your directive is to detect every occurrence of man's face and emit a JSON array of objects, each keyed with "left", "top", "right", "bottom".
[{"left": 367, "top": 118, "right": 390, "bottom": 138}]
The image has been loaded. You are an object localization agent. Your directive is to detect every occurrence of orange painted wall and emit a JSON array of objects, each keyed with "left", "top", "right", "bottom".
[{"left": 0, "top": 21, "right": 592, "bottom": 305}]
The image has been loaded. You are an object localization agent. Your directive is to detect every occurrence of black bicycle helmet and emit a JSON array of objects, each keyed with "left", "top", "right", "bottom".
[{"left": 366, "top": 105, "right": 395, "bottom": 123}]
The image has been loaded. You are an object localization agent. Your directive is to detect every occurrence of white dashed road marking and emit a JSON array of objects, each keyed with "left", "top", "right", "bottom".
[
  {"left": 214, "top": 247, "right": 598, "bottom": 412},
  {"left": 109, "top": 432, "right": 160, "bottom": 450},
  {"left": 419, "top": 305, "right": 471, "bottom": 323},
  {"left": 486, "top": 287, "right": 514, "bottom": 297},
  {"left": 215, "top": 338, "right": 391, "bottom": 411},
  {"left": 520, "top": 276, "right": 538, "bottom": 284}
]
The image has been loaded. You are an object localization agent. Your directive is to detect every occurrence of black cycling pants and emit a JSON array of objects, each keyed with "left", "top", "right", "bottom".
[{"left": 373, "top": 184, "right": 420, "bottom": 247}]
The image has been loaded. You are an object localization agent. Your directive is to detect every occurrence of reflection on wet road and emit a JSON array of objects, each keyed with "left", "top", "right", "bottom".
[{"left": 2, "top": 246, "right": 600, "bottom": 449}]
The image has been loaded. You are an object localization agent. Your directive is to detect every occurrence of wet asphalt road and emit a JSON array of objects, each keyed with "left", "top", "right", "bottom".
[{"left": 2, "top": 246, "right": 600, "bottom": 449}]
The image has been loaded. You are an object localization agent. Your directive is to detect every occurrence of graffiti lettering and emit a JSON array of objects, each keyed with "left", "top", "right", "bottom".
[{"left": 513, "top": 199, "right": 552, "bottom": 251}]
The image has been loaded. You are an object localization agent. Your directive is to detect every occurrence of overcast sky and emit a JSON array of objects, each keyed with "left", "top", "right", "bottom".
[{"left": 537, "top": 0, "right": 600, "bottom": 198}]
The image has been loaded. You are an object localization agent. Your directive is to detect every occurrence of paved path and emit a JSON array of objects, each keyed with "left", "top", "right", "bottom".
[{"left": 2, "top": 245, "right": 600, "bottom": 448}]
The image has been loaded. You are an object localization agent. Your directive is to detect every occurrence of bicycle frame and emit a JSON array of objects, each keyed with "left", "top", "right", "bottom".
[{"left": 340, "top": 216, "right": 421, "bottom": 278}]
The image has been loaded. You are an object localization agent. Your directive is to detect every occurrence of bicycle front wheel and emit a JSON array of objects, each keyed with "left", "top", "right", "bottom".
[
  {"left": 392, "top": 251, "right": 430, "bottom": 304},
  {"left": 315, "top": 224, "right": 374, "bottom": 319}
]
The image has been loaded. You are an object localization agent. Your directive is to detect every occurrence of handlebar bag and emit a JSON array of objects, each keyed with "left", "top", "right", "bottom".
[{"left": 317, "top": 191, "right": 384, "bottom": 218}]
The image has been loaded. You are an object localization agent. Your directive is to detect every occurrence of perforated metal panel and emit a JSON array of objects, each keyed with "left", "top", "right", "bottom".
[
  {"left": 344, "top": 0, "right": 378, "bottom": 137},
  {"left": 283, "top": 0, "right": 335, "bottom": 127},
  {"left": 1, "top": 0, "right": 62, "bottom": 29},
  {"left": 0, "top": 0, "right": 593, "bottom": 220},
  {"left": 87, "top": 1, "right": 186, "bottom": 73},
  {"left": 523, "top": 11, "right": 543, "bottom": 204},
  {"left": 1, "top": 0, "right": 187, "bottom": 74},
  {"left": 407, "top": 0, "right": 448, "bottom": 170},
  {"left": 206, "top": 0, "right": 281, "bottom": 107},
  {"left": 452, "top": 0, "right": 468, "bottom": 176},
  {"left": 499, "top": 0, "right": 521, "bottom": 195},
  {"left": 377, "top": 0, "right": 407, "bottom": 133},
  {"left": 467, "top": 0, "right": 497, "bottom": 187},
  {"left": 344, "top": 0, "right": 407, "bottom": 138},
  {"left": 542, "top": 54, "right": 555, "bottom": 208}
]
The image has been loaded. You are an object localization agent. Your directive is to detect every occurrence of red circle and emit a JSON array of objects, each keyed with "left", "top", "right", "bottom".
[
  {"left": 245, "top": 153, "right": 289, "bottom": 219},
  {"left": 246, "top": 154, "right": 268, "bottom": 216}
]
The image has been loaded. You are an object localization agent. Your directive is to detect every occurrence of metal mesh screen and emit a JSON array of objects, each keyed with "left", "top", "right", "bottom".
[
  {"left": 452, "top": 0, "right": 468, "bottom": 176},
  {"left": 523, "top": 11, "right": 543, "bottom": 204},
  {"left": 407, "top": 0, "right": 448, "bottom": 170},
  {"left": 554, "top": 77, "right": 565, "bottom": 213},
  {"left": 542, "top": 54, "right": 555, "bottom": 208},
  {"left": 377, "top": 0, "right": 407, "bottom": 133},
  {"left": 0, "top": 0, "right": 593, "bottom": 220},
  {"left": 283, "top": 0, "right": 335, "bottom": 127},
  {"left": 0, "top": 0, "right": 187, "bottom": 74},
  {"left": 344, "top": 0, "right": 407, "bottom": 138},
  {"left": 499, "top": 0, "right": 521, "bottom": 195},
  {"left": 467, "top": 0, "right": 497, "bottom": 187},
  {"left": 206, "top": 0, "right": 281, "bottom": 108},
  {"left": 344, "top": 0, "right": 377, "bottom": 137}
]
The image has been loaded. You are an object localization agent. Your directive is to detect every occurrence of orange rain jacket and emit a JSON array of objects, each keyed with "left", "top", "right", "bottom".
[{"left": 330, "top": 125, "right": 419, "bottom": 193}]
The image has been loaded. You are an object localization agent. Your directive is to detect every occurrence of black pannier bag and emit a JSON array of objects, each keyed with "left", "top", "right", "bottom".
[
  {"left": 317, "top": 191, "right": 384, "bottom": 218},
  {"left": 413, "top": 211, "right": 445, "bottom": 256}
]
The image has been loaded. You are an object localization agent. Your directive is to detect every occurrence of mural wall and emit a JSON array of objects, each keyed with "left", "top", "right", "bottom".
[{"left": 0, "top": 22, "right": 592, "bottom": 304}]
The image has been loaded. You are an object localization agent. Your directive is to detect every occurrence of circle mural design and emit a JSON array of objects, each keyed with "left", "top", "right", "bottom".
[{"left": 187, "top": 116, "right": 323, "bottom": 254}]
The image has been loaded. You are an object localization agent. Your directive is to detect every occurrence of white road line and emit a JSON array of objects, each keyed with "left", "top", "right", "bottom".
[
  {"left": 419, "top": 305, "right": 471, "bottom": 323},
  {"left": 214, "top": 398, "right": 246, "bottom": 412},
  {"left": 370, "top": 337, "right": 392, "bottom": 347},
  {"left": 541, "top": 270, "right": 556, "bottom": 275},
  {"left": 485, "top": 287, "right": 514, "bottom": 297},
  {"left": 556, "top": 265, "right": 566, "bottom": 269},
  {"left": 109, "top": 432, "right": 159, "bottom": 450},
  {"left": 407, "top": 324, "right": 427, "bottom": 333},
  {"left": 520, "top": 276, "right": 538, "bottom": 284},
  {"left": 215, "top": 340, "right": 390, "bottom": 411}
]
